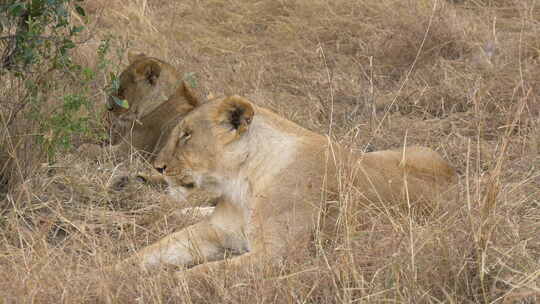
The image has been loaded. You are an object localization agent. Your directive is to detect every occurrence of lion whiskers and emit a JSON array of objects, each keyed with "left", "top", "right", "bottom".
[{"left": 167, "top": 185, "right": 188, "bottom": 201}]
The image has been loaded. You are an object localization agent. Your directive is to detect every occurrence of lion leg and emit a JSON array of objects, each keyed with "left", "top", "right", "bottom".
[
  {"left": 119, "top": 220, "right": 228, "bottom": 272},
  {"left": 177, "top": 251, "right": 262, "bottom": 280},
  {"left": 135, "top": 171, "right": 168, "bottom": 187},
  {"left": 176, "top": 217, "right": 310, "bottom": 279},
  {"left": 109, "top": 169, "right": 167, "bottom": 191},
  {"left": 175, "top": 206, "right": 216, "bottom": 217}
]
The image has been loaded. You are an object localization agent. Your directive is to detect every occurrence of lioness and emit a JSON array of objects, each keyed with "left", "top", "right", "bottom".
[
  {"left": 103, "top": 52, "right": 201, "bottom": 159},
  {"left": 119, "top": 95, "right": 456, "bottom": 276},
  {"left": 83, "top": 52, "right": 206, "bottom": 188}
]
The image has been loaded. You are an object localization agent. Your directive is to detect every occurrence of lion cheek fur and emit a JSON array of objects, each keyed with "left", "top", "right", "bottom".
[{"left": 167, "top": 186, "right": 189, "bottom": 202}]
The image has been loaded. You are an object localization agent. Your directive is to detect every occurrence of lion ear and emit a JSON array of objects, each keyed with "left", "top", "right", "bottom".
[
  {"left": 181, "top": 80, "right": 201, "bottom": 107},
  {"left": 127, "top": 51, "right": 146, "bottom": 63},
  {"left": 216, "top": 96, "right": 254, "bottom": 135},
  {"left": 135, "top": 61, "right": 161, "bottom": 85}
]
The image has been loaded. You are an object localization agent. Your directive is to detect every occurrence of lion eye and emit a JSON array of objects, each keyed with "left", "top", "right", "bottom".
[{"left": 180, "top": 131, "right": 192, "bottom": 142}]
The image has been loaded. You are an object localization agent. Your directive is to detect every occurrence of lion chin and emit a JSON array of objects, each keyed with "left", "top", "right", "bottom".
[{"left": 115, "top": 95, "right": 457, "bottom": 278}]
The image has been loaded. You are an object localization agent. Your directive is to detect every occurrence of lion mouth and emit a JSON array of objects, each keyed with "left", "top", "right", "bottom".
[
  {"left": 180, "top": 182, "right": 195, "bottom": 189},
  {"left": 163, "top": 175, "right": 196, "bottom": 190}
]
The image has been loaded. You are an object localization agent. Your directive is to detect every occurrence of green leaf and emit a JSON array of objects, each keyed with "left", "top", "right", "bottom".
[
  {"left": 109, "top": 73, "right": 120, "bottom": 92},
  {"left": 113, "top": 96, "right": 129, "bottom": 109},
  {"left": 75, "top": 5, "right": 86, "bottom": 17},
  {"left": 71, "top": 26, "right": 84, "bottom": 34},
  {"left": 183, "top": 72, "right": 198, "bottom": 88},
  {"left": 82, "top": 67, "right": 95, "bottom": 80},
  {"left": 63, "top": 39, "right": 76, "bottom": 49},
  {"left": 8, "top": 3, "right": 26, "bottom": 17}
]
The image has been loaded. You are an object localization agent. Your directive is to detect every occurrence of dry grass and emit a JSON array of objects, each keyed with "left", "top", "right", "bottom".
[{"left": 1, "top": 0, "right": 539, "bottom": 303}]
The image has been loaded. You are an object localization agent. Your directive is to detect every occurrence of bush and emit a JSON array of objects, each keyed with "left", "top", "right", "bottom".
[{"left": 0, "top": 0, "right": 110, "bottom": 196}]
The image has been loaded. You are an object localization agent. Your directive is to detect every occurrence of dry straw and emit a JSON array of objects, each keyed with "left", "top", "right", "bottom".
[{"left": 0, "top": 0, "right": 538, "bottom": 303}]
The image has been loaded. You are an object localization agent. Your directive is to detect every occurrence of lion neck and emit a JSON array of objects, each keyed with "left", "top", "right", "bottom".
[
  {"left": 139, "top": 83, "right": 193, "bottom": 129},
  {"left": 135, "top": 74, "right": 185, "bottom": 119},
  {"left": 219, "top": 107, "right": 301, "bottom": 207}
]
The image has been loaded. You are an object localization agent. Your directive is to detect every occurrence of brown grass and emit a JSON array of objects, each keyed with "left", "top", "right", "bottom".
[{"left": 1, "top": 0, "right": 539, "bottom": 303}]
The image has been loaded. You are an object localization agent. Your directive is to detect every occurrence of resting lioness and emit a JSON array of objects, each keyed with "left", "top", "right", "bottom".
[
  {"left": 120, "top": 96, "right": 456, "bottom": 275},
  {"left": 103, "top": 52, "right": 201, "bottom": 160},
  {"left": 82, "top": 52, "right": 206, "bottom": 188}
]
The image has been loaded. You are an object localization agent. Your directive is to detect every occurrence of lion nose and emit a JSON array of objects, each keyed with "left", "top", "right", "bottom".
[{"left": 155, "top": 164, "right": 166, "bottom": 174}]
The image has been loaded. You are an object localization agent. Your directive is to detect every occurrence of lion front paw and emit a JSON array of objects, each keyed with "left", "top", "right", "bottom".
[
  {"left": 110, "top": 175, "right": 131, "bottom": 191},
  {"left": 109, "top": 174, "right": 145, "bottom": 191},
  {"left": 109, "top": 171, "right": 165, "bottom": 191}
]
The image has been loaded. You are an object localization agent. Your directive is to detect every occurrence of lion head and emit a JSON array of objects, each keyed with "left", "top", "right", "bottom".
[
  {"left": 105, "top": 52, "right": 202, "bottom": 157},
  {"left": 153, "top": 96, "right": 254, "bottom": 198}
]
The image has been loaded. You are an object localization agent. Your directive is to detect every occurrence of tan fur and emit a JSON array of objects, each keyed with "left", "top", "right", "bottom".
[
  {"left": 104, "top": 53, "right": 201, "bottom": 158},
  {"left": 80, "top": 53, "right": 205, "bottom": 188},
  {"left": 119, "top": 96, "right": 456, "bottom": 277}
]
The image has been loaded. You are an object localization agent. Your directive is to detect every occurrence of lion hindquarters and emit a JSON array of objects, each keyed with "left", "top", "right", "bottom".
[
  {"left": 397, "top": 146, "right": 456, "bottom": 185},
  {"left": 359, "top": 146, "right": 456, "bottom": 211},
  {"left": 364, "top": 146, "right": 455, "bottom": 185}
]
